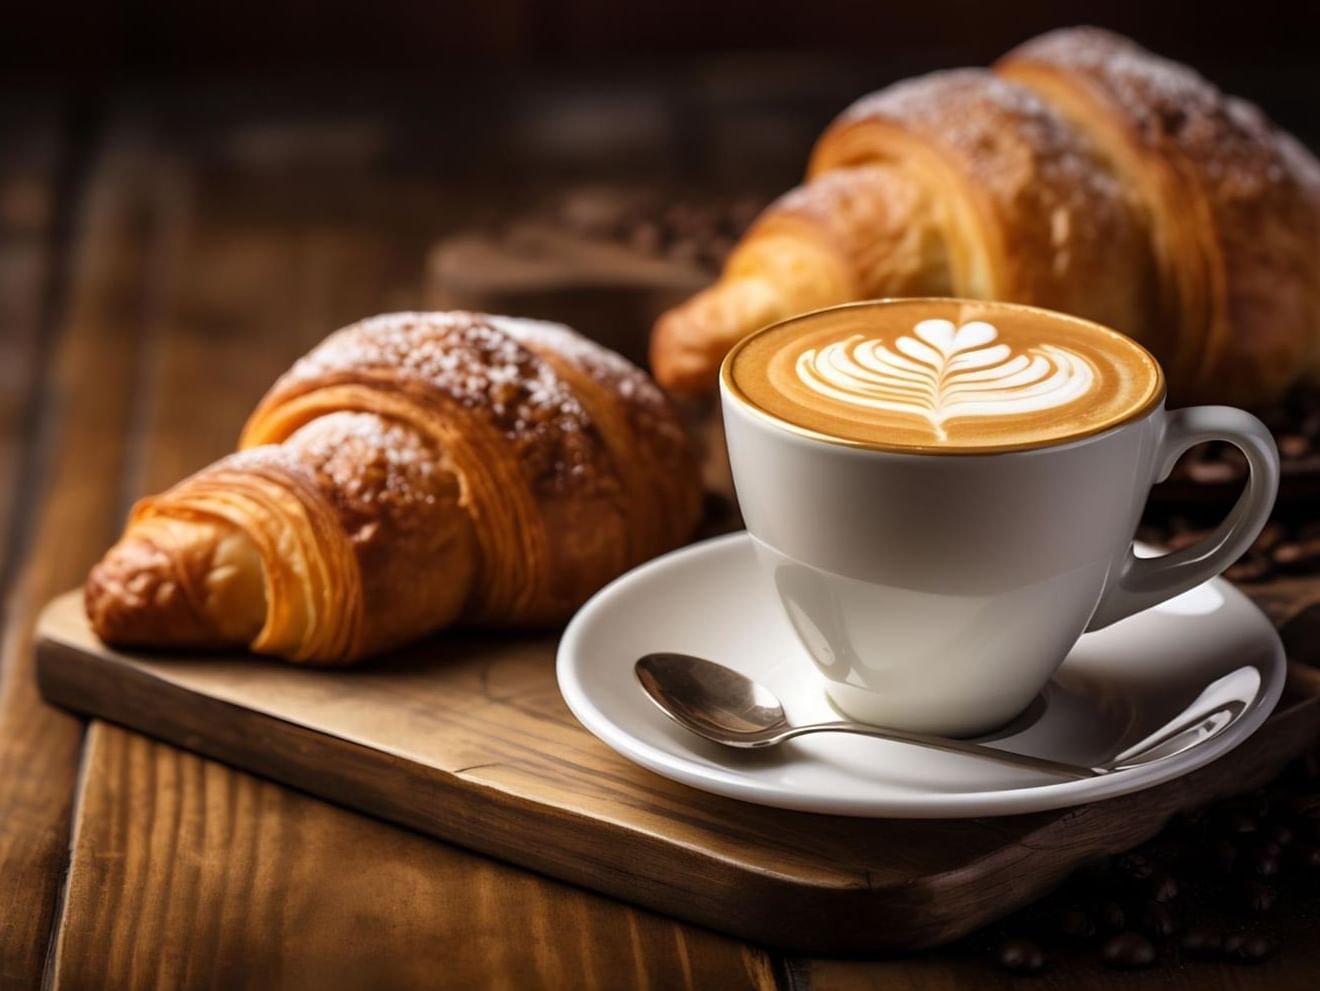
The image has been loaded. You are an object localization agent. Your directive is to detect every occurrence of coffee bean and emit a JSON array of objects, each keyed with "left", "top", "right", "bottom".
[
  {"left": 1139, "top": 903, "right": 1177, "bottom": 938},
  {"left": 1223, "top": 932, "right": 1276, "bottom": 964},
  {"left": 1241, "top": 879, "right": 1276, "bottom": 912},
  {"left": 1118, "top": 852, "right": 1154, "bottom": 879},
  {"left": 1273, "top": 541, "right": 1302, "bottom": 565},
  {"left": 995, "top": 937, "right": 1046, "bottom": 974},
  {"left": 557, "top": 192, "right": 628, "bottom": 238},
  {"left": 666, "top": 238, "right": 702, "bottom": 266},
  {"left": 1187, "top": 460, "right": 1239, "bottom": 484},
  {"left": 629, "top": 222, "right": 661, "bottom": 255},
  {"left": 1181, "top": 927, "right": 1223, "bottom": 958},
  {"left": 1098, "top": 900, "right": 1126, "bottom": 933},
  {"left": 1254, "top": 853, "right": 1280, "bottom": 878},
  {"left": 662, "top": 203, "right": 698, "bottom": 234},
  {"left": 1102, "top": 932, "right": 1157, "bottom": 969},
  {"left": 1279, "top": 433, "right": 1311, "bottom": 459},
  {"left": 1149, "top": 873, "right": 1179, "bottom": 902},
  {"left": 1057, "top": 908, "right": 1095, "bottom": 939},
  {"left": 1274, "top": 538, "right": 1320, "bottom": 571}
]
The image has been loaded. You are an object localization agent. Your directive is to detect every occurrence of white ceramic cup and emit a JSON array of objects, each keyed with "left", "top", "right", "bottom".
[{"left": 720, "top": 301, "right": 1280, "bottom": 737}]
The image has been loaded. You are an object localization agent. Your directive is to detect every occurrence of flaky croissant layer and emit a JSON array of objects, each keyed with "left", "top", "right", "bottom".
[
  {"left": 652, "top": 27, "right": 1320, "bottom": 406},
  {"left": 86, "top": 312, "right": 703, "bottom": 664}
]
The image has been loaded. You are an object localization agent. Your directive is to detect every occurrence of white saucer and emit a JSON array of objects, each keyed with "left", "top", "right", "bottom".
[{"left": 557, "top": 532, "right": 1285, "bottom": 818}]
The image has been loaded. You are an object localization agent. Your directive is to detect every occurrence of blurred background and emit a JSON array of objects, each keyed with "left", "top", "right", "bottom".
[
  {"left": 6, "top": 2, "right": 1319, "bottom": 191},
  {"left": 3, "top": 1, "right": 1318, "bottom": 350},
  {"left": 4, "top": 0, "right": 1317, "bottom": 521},
  {"left": 2, "top": 0, "right": 1319, "bottom": 404}
]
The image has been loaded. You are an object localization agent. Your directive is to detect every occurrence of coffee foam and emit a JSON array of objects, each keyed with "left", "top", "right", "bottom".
[{"left": 726, "top": 300, "right": 1163, "bottom": 452}]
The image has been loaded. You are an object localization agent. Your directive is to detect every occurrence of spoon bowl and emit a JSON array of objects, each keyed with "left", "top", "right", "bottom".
[
  {"left": 635, "top": 652, "right": 1249, "bottom": 781},
  {"left": 635, "top": 652, "right": 791, "bottom": 743}
]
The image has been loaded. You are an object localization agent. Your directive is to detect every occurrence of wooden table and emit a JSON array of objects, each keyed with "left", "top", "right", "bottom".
[{"left": 3, "top": 80, "right": 1319, "bottom": 991}]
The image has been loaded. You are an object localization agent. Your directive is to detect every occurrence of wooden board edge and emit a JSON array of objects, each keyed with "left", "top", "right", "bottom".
[
  {"left": 33, "top": 591, "right": 1320, "bottom": 955},
  {"left": 33, "top": 623, "right": 934, "bottom": 954}
]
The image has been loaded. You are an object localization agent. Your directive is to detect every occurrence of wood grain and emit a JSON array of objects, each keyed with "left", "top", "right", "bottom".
[
  {"left": 36, "top": 590, "right": 1320, "bottom": 956},
  {"left": 44, "top": 110, "right": 781, "bottom": 989},
  {"left": 50, "top": 722, "right": 777, "bottom": 991},
  {"left": 0, "top": 108, "right": 60, "bottom": 991},
  {"left": 0, "top": 102, "right": 58, "bottom": 586},
  {"left": 0, "top": 115, "right": 167, "bottom": 990}
]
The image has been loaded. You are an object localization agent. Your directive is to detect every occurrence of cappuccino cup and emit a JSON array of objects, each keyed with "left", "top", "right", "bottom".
[{"left": 721, "top": 299, "right": 1279, "bottom": 737}]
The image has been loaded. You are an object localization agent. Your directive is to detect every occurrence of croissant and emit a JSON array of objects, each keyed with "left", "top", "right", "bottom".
[
  {"left": 651, "top": 27, "right": 1320, "bottom": 406},
  {"left": 85, "top": 312, "right": 702, "bottom": 664}
]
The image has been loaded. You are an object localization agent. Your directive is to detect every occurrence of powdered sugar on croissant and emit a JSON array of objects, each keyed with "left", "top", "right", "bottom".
[
  {"left": 652, "top": 27, "right": 1320, "bottom": 406},
  {"left": 86, "top": 312, "right": 702, "bottom": 664}
]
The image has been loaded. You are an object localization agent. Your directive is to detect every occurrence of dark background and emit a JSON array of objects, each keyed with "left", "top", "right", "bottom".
[
  {"left": 4, "top": 1, "right": 1319, "bottom": 189},
  {"left": 4, "top": 0, "right": 1317, "bottom": 404},
  {"left": 6, "top": 1, "right": 1319, "bottom": 83},
  {"left": 2, "top": 0, "right": 1318, "bottom": 377}
]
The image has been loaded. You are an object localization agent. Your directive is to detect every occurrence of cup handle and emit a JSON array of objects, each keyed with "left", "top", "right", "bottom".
[{"left": 1086, "top": 406, "right": 1280, "bottom": 631}]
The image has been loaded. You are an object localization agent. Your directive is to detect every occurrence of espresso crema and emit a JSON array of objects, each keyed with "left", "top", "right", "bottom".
[{"left": 725, "top": 300, "right": 1164, "bottom": 452}]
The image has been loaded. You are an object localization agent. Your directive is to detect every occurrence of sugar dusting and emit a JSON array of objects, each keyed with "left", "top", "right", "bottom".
[
  {"left": 487, "top": 312, "right": 691, "bottom": 456},
  {"left": 839, "top": 70, "right": 1094, "bottom": 190},
  {"left": 830, "top": 67, "right": 1137, "bottom": 270},
  {"left": 486, "top": 314, "right": 667, "bottom": 411},
  {"left": 1005, "top": 27, "right": 1314, "bottom": 200},
  {"left": 278, "top": 312, "right": 639, "bottom": 497},
  {"left": 286, "top": 412, "right": 443, "bottom": 515},
  {"left": 291, "top": 312, "right": 593, "bottom": 438}
]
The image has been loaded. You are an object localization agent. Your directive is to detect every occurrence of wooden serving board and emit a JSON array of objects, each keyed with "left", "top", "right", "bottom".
[{"left": 36, "top": 588, "right": 1320, "bottom": 955}]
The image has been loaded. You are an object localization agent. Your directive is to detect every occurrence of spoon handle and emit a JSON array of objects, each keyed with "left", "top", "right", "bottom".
[{"left": 777, "top": 721, "right": 1103, "bottom": 780}]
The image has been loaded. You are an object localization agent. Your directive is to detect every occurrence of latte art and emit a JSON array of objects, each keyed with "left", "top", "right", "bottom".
[
  {"left": 795, "top": 319, "right": 1097, "bottom": 439},
  {"left": 725, "top": 300, "right": 1164, "bottom": 452}
]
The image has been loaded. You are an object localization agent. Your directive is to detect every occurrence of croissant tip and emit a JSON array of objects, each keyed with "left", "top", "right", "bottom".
[
  {"left": 84, "top": 537, "right": 215, "bottom": 650},
  {"left": 651, "top": 309, "right": 725, "bottom": 396}
]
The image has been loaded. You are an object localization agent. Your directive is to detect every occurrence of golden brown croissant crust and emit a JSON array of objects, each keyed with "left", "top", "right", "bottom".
[
  {"left": 999, "top": 27, "right": 1320, "bottom": 404},
  {"left": 651, "top": 27, "right": 1320, "bottom": 406},
  {"left": 86, "top": 312, "right": 702, "bottom": 664},
  {"left": 809, "top": 67, "right": 1155, "bottom": 344}
]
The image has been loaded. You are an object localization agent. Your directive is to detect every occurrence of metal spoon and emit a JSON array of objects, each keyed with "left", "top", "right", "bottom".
[{"left": 635, "top": 652, "right": 1247, "bottom": 781}]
